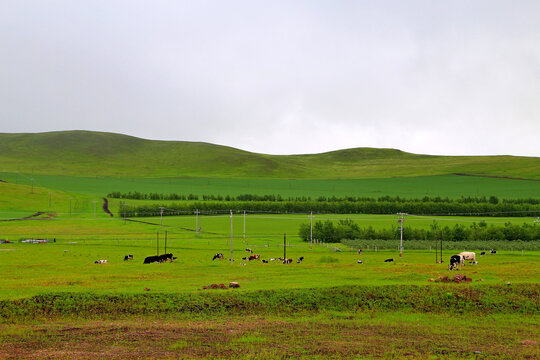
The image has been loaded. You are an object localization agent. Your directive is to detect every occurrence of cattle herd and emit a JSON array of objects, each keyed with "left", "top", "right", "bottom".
[
  {"left": 448, "top": 250, "right": 497, "bottom": 271},
  {"left": 94, "top": 254, "right": 178, "bottom": 264},
  {"left": 212, "top": 249, "right": 305, "bottom": 264},
  {"left": 93, "top": 248, "right": 498, "bottom": 272}
]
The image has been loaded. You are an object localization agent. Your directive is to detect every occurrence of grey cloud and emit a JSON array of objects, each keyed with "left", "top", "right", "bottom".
[{"left": 1, "top": 0, "right": 539, "bottom": 156}]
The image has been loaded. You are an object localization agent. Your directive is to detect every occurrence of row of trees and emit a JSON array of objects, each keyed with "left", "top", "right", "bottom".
[
  {"left": 297, "top": 220, "right": 540, "bottom": 243},
  {"left": 108, "top": 192, "right": 540, "bottom": 204},
  {"left": 107, "top": 191, "right": 199, "bottom": 201},
  {"left": 120, "top": 200, "right": 540, "bottom": 217}
]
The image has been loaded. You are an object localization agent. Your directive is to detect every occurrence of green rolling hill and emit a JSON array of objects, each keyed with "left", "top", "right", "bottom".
[{"left": 0, "top": 130, "right": 539, "bottom": 179}]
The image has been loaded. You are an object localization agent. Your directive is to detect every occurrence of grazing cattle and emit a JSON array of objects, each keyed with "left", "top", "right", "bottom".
[
  {"left": 262, "top": 259, "right": 268, "bottom": 263},
  {"left": 248, "top": 254, "right": 260, "bottom": 261},
  {"left": 357, "top": 260, "right": 363, "bottom": 264},
  {"left": 124, "top": 255, "right": 134, "bottom": 261},
  {"left": 490, "top": 250, "right": 497, "bottom": 255},
  {"left": 357, "top": 249, "right": 362, "bottom": 255},
  {"left": 384, "top": 258, "right": 394, "bottom": 263},
  {"left": 159, "top": 253, "right": 175, "bottom": 262},
  {"left": 143, "top": 255, "right": 160, "bottom": 264},
  {"left": 94, "top": 259, "right": 108, "bottom": 264},
  {"left": 245, "top": 248, "right": 253, "bottom": 253},
  {"left": 459, "top": 251, "right": 477, "bottom": 264},
  {"left": 480, "top": 251, "right": 486, "bottom": 256},
  {"left": 212, "top": 253, "right": 224, "bottom": 261},
  {"left": 283, "top": 258, "right": 293, "bottom": 264},
  {"left": 448, "top": 254, "right": 464, "bottom": 271},
  {"left": 143, "top": 254, "right": 175, "bottom": 264},
  {"left": 297, "top": 256, "right": 304, "bottom": 263}
]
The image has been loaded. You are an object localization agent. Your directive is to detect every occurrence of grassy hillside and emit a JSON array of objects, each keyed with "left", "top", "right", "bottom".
[
  {"left": 0, "top": 182, "right": 101, "bottom": 220},
  {"left": 1, "top": 131, "right": 539, "bottom": 179}
]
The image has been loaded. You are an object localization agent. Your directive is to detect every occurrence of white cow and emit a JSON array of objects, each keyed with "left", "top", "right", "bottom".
[
  {"left": 459, "top": 252, "right": 477, "bottom": 265},
  {"left": 94, "top": 259, "right": 108, "bottom": 264}
]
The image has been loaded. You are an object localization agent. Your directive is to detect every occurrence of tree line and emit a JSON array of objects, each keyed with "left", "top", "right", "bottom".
[
  {"left": 119, "top": 200, "right": 540, "bottom": 217},
  {"left": 108, "top": 192, "right": 540, "bottom": 204},
  {"left": 297, "top": 220, "right": 540, "bottom": 243}
]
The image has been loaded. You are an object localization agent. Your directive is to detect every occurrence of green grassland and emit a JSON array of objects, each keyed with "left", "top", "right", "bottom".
[
  {"left": 0, "top": 231, "right": 538, "bottom": 359},
  {"left": 1, "top": 131, "right": 539, "bottom": 359},
  {"left": 1, "top": 216, "right": 538, "bottom": 300},
  {"left": 4, "top": 172, "right": 540, "bottom": 201},
  {"left": 1, "top": 130, "right": 540, "bottom": 179}
]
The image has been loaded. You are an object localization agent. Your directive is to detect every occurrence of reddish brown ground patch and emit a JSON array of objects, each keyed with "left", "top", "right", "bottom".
[{"left": 0, "top": 317, "right": 537, "bottom": 359}]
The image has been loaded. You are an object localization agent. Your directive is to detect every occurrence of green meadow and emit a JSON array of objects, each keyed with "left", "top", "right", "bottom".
[
  {"left": 4, "top": 172, "right": 540, "bottom": 199},
  {"left": 1, "top": 237, "right": 538, "bottom": 300},
  {"left": 1, "top": 131, "right": 539, "bottom": 359}
]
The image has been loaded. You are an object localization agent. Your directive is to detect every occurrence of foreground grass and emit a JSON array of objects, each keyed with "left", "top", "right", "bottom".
[
  {"left": 0, "top": 312, "right": 537, "bottom": 359},
  {"left": 0, "top": 285, "right": 538, "bottom": 358},
  {"left": 1, "top": 284, "right": 538, "bottom": 322}
]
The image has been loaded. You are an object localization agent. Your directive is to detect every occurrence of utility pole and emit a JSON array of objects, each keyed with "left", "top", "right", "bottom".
[
  {"left": 310, "top": 211, "right": 313, "bottom": 250},
  {"left": 440, "top": 230, "right": 443, "bottom": 263},
  {"left": 397, "top": 213, "right": 406, "bottom": 257},
  {"left": 159, "top": 207, "right": 164, "bottom": 229},
  {"left": 196, "top": 209, "right": 199, "bottom": 236},
  {"left": 283, "top": 233, "right": 287, "bottom": 261},
  {"left": 230, "top": 210, "right": 233, "bottom": 264},
  {"left": 435, "top": 232, "right": 438, "bottom": 264}
]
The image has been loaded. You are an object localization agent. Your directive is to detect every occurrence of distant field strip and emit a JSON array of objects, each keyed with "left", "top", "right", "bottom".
[{"left": 4, "top": 173, "right": 540, "bottom": 199}]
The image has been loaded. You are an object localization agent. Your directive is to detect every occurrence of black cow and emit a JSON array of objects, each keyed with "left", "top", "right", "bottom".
[
  {"left": 143, "top": 254, "right": 175, "bottom": 264},
  {"left": 490, "top": 250, "right": 497, "bottom": 254},
  {"left": 480, "top": 251, "right": 486, "bottom": 256},
  {"left": 384, "top": 258, "right": 394, "bottom": 263},
  {"left": 283, "top": 258, "right": 293, "bottom": 264},
  {"left": 143, "top": 255, "right": 160, "bottom": 264},
  {"left": 262, "top": 259, "right": 268, "bottom": 263},
  {"left": 212, "top": 253, "right": 224, "bottom": 261},
  {"left": 297, "top": 256, "right": 304, "bottom": 263},
  {"left": 124, "top": 255, "right": 134, "bottom": 261},
  {"left": 448, "top": 254, "right": 464, "bottom": 271},
  {"left": 159, "top": 253, "right": 175, "bottom": 262},
  {"left": 245, "top": 248, "right": 253, "bottom": 253}
]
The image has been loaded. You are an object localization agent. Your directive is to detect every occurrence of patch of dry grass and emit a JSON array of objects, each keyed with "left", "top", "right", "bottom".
[{"left": 0, "top": 314, "right": 538, "bottom": 359}]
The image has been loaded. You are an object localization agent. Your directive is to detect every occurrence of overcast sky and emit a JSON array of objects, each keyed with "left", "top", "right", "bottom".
[{"left": 1, "top": 1, "right": 539, "bottom": 156}]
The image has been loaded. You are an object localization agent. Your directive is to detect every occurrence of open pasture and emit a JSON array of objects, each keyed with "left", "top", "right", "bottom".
[
  {"left": 4, "top": 172, "right": 540, "bottom": 199},
  {"left": 0, "top": 230, "right": 538, "bottom": 300}
]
